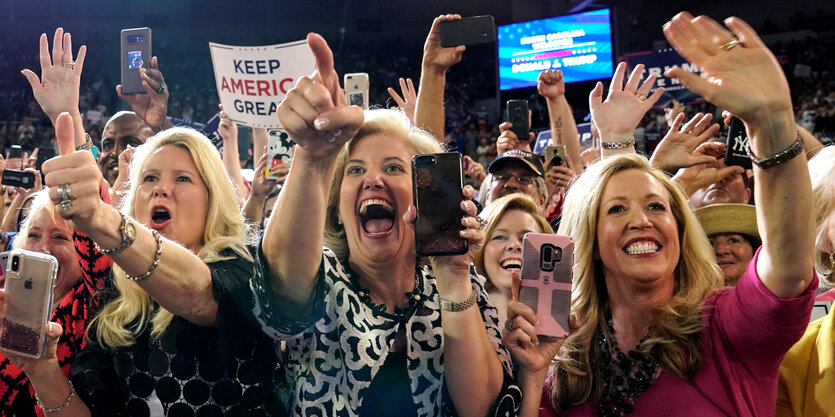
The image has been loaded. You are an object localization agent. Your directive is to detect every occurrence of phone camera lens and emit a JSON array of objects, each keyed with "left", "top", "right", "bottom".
[{"left": 11, "top": 256, "right": 19, "bottom": 271}]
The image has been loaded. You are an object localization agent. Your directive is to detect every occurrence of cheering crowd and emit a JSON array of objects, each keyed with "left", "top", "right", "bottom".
[{"left": 0, "top": 9, "right": 833, "bottom": 417}]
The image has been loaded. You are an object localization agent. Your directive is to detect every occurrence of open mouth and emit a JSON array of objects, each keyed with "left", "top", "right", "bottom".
[
  {"left": 150, "top": 206, "right": 172, "bottom": 229},
  {"left": 107, "top": 160, "right": 119, "bottom": 173},
  {"left": 623, "top": 240, "right": 661, "bottom": 255},
  {"left": 500, "top": 259, "right": 522, "bottom": 270},
  {"left": 359, "top": 199, "right": 395, "bottom": 235}
]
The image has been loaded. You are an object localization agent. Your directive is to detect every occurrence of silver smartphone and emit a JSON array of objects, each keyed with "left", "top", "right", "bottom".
[
  {"left": 0, "top": 250, "right": 58, "bottom": 358},
  {"left": 120, "top": 27, "right": 152, "bottom": 94},
  {"left": 344, "top": 73, "right": 369, "bottom": 110}
]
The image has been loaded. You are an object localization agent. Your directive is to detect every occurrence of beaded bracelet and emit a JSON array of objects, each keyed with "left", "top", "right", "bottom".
[
  {"left": 745, "top": 131, "right": 804, "bottom": 169},
  {"left": 126, "top": 230, "right": 162, "bottom": 282},
  {"left": 36, "top": 381, "right": 75, "bottom": 413}
]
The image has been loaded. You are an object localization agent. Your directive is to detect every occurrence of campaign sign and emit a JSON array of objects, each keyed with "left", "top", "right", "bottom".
[
  {"left": 532, "top": 122, "right": 594, "bottom": 155},
  {"left": 210, "top": 40, "right": 314, "bottom": 128},
  {"left": 623, "top": 48, "right": 703, "bottom": 106}
]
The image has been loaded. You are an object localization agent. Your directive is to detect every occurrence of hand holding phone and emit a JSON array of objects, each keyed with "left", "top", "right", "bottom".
[
  {"left": 724, "top": 117, "right": 752, "bottom": 169},
  {"left": 520, "top": 233, "right": 573, "bottom": 339},
  {"left": 344, "top": 73, "right": 369, "bottom": 110},
  {"left": 1, "top": 169, "right": 36, "bottom": 189},
  {"left": 545, "top": 145, "right": 566, "bottom": 167},
  {"left": 413, "top": 153, "right": 467, "bottom": 256},
  {"left": 266, "top": 128, "right": 294, "bottom": 180},
  {"left": 120, "top": 27, "right": 152, "bottom": 95},
  {"left": 6, "top": 145, "right": 23, "bottom": 171}
]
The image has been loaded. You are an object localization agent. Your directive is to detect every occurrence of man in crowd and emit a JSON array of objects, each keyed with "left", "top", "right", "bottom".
[{"left": 485, "top": 149, "right": 548, "bottom": 214}]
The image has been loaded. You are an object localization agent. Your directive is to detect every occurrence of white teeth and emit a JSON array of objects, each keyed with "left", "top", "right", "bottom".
[
  {"left": 625, "top": 242, "right": 660, "bottom": 255},
  {"left": 359, "top": 199, "right": 393, "bottom": 215},
  {"left": 500, "top": 259, "right": 522, "bottom": 269}
]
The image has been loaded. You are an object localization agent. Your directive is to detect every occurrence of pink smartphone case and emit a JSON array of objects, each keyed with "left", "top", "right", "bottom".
[{"left": 520, "top": 233, "right": 573, "bottom": 339}]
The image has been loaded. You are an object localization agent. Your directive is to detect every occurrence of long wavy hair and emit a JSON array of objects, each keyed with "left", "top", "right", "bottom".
[
  {"left": 89, "top": 127, "right": 255, "bottom": 348},
  {"left": 323, "top": 108, "right": 443, "bottom": 260},
  {"left": 549, "top": 154, "right": 723, "bottom": 411},
  {"left": 474, "top": 193, "right": 554, "bottom": 290},
  {"left": 808, "top": 146, "right": 835, "bottom": 285}
]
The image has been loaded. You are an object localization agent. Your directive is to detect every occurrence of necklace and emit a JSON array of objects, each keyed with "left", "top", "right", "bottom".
[
  {"left": 354, "top": 270, "right": 426, "bottom": 321},
  {"left": 595, "top": 310, "right": 660, "bottom": 416}
]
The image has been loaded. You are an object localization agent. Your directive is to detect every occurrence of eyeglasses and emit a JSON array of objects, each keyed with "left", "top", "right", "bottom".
[{"left": 492, "top": 172, "right": 536, "bottom": 186}]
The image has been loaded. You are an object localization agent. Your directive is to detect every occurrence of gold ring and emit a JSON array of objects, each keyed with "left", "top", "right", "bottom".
[
  {"left": 62, "top": 62, "right": 75, "bottom": 69},
  {"left": 635, "top": 92, "right": 647, "bottom": 101},
  {"left": 719, "top": 38, "right": 741, "bottom": 51}
]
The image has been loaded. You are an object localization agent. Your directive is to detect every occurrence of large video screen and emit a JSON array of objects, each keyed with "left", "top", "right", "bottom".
[{"left": 498, "top": 9, "right": 613, "bottom": 90}]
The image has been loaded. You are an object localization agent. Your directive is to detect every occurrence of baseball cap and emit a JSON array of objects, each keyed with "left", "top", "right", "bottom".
[{"left": 488, "top": 149, "right": 544, "bottom": 177}]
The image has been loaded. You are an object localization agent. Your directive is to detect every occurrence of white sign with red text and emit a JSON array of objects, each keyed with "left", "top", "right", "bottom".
[{"left": 209, "top": 40, "right": 314, "bottom": 128}]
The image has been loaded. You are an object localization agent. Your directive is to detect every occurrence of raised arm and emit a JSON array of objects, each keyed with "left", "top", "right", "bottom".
[
  {"left": 589, "top": 62, "right": 664, "bottom": 158},
  {"left": 21, "top": 28, "right": 87, "bottom": 149},
  {"left": 665, "top": 13, "right": 814, "bottom": 297},
  {"left": 218, "top": 105, "right": 247, "bottom": 203},
  {"left": 262, "top": 33, "right": 364, "bottom": 314},
  {"left": 414, "top": 14, "right": 465, "bottom": 141},
  {"left": 42, "top": 113, "right": 219, "bottom": 326},
  {"left": 116, "top": 56, "right": 173, "bottom": 133},
  {"left": 538, "top": 70, "right": 582, "bottom": 175}
]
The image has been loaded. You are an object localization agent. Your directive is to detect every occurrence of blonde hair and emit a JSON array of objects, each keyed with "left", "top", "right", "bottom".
[
  {"left": 89, "top": 127, "right": 254, "bottom": 348},
  {"left": 14, "top": 191, "right": 71, "bottom": 250},
  {"left": 809, "top": 146, "right": 835, "bottom": 285},
  {"left": 474, "top": 194, "right": 554, "bottom": 285},
  {"left": 323, "top": 108, "right": 443, "bottom": 259},
  {"left": 549, "top": 154, "right": 722, "bottom": 410}
]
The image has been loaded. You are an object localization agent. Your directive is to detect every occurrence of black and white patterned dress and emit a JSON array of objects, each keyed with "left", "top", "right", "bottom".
[{"left": 245, "top": 247, "right": 521, "bottom": 417}]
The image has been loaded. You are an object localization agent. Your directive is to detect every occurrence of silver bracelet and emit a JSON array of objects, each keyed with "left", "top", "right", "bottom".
[
  {"left": 36, "top": 380, "right": 75, "bottom": 413},
  {"left": 439, "top": 285, "right": 477, "bottom": 312},
  {"left": 601, "top": 137, "right": 636, "bottom": 149},
  {"left": 125, "top": 230, "right": 162, "bottom": 282},
  {"left": 75, "top": 132, "right": 94, "bottom": 151}
]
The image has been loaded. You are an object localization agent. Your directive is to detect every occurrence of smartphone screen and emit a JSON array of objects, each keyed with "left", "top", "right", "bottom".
[
  {"left": 120, "top": 27, "right": 152, "bottom": 94},
  {"left": 725, "top": 117, "right": 752, "bottom": 169},
  {"left": 506, "top": 100, "right": 529, "bottom": 143},
  {"left": 1, "top": 169, "right": 36, "bottom": 189},
  {"left": 413, "top": 153, "right": 467, "bottom": 256},
  {"left": 520, "top": 233, "right": 573, "bottom": 339},
  {"left": 439, "top": 15, "right": 496, "bottom": 48}
]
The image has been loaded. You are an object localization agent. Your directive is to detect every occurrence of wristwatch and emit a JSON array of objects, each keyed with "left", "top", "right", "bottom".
[
  {"left": 95, "top": 213, "right": 137, "bottom": 256},
  {"left": 439, "top": 286, "right": 478, "bottom": 312}
]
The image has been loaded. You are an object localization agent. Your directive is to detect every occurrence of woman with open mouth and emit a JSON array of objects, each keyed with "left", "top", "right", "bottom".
[
  {"left": 246, "top": 31, "right": 516, "bottom": 416},
  {"left": 4, "top": 116, "right": 283, "bottom": 415}
]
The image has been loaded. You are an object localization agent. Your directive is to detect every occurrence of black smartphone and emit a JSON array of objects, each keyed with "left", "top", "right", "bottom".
[
  {"left": 1, "top": 170, "right": 36, "bottom": 189},
  {"left": 7, "top": 145, "right": 22, "bottom": 160},
  {"left": 413, "top": 153, "right": 467, "bottom": 256},
  {"left": 120, "top": 27, "right": 152, "bottom": 94},
  {"left": 506, "top": 100, "right": 530, "bottom": 143},
  {"left": 439, "top": 15, "right": 496, "bottom": 48},
  {"left": 520, "top": 234, "right": 574, "bottom": 339},
  {"left": 725, "top": 117, "right": 752, "bottom": 169}
]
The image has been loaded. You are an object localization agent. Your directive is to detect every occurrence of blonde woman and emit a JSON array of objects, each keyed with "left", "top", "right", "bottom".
[
  {"left": 474, "top": 194, "right": 554, "bottom": 325},
  {"left": 505, "top": 13, "right": 816, "bottom": 416},
  {"left": 3, "top": 117, "right": 283, "bottom": 415}
]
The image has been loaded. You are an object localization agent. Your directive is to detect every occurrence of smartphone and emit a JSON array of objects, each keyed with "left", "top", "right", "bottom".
[
  {"left": 413, "top": 153, "right": 467, "bottom": 256},
  {"left": 6, "top": 145, "right": 22, "bottom": 171},
  {"left": 0, "top": 250, "right": 58, "bottom": 358},
  {"left": 506, "top": 100, "right": 530, "bottom": 143},
  {"left": 545, "top": 145, "right": 566, "bottom": 167},
  {"left": 520, "top": 233, "right": 574, "bottom": 340},
  {"left": 725, "top": 117, "right": 752, "bottom": 170},
  {"left": 1, "top": 169, "right": 36, "bottom": 189},
  {"left": 120, "top": 27, "right": 152, "bottom": 95},
  {"left": 266, "top": 127, "right": 294, "bottom": 180},
  {"left": 439, "top": 15, "right": 496, "bottom": 48},
  {"left": 344, "top": 73, "right": 370, "bottom": 110}
]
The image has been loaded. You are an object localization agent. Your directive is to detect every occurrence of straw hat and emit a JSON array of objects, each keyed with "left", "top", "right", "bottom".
[{"left": 694, "top": 203, "right": 759, "bottom": 240}]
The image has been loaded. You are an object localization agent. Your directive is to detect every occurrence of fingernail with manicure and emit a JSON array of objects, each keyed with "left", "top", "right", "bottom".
[{"left": 314, "top": 117, "right": 330, "bottom": 131}]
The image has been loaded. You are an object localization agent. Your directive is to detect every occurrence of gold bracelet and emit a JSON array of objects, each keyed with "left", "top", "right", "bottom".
[
  {"left": 36, "top": 380, "right": 75, "bottom": 413},
  {"left": 126, "top": 230, "right": 162, "bottom": 282},
  {"left": 439, "top": 285, "right": 477, "bottom": 312}
]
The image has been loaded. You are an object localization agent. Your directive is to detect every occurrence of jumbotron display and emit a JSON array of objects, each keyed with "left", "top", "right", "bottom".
[{"left": 498, "top": 8, "right": 614, "bottom": 90}]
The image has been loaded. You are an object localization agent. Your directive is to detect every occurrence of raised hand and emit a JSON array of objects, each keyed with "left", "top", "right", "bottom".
[
  {"left": 503, "top": 273, "right": 565, "bottom": 374},
  {"left": 251, "top": 153, "right": 279, "bottom": 197},
  {"left": 116, "top": 56, "right": 170, "bottom": 130},
  {"left": 21, "top": 28, "right": 86, "bottom": 124},
  {"left": 422, "top": 15, "right": 466, "bottom": 73},
  {"left": 496, "top": 122, "right": 534, "bottom": 154},
  {"left": 387, "top": 77, "right": 417, "bottom": 123},
  {"left": 649, "top": 112, "right": 721, "bottom": 173},
  {"left": 663, "top": 13, "right": 791, "bottom": 126},
  {"left": 537, "top": 69, "right": 566, "bottom": 100},
  {"left": 277, "top": 33, "right": 364, "bottom": 161},
  {"left": 672, "top": 142, "right": 744, "bottom": 196},
  {"left": 590, "top": 62, "right": 664, "bottom": 138}
]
